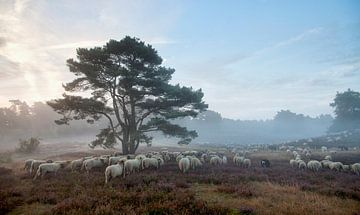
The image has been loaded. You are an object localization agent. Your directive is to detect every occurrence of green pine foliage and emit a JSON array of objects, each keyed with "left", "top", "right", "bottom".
[{"left": 47, "top": 36, "right": 207, "bottom": 153}]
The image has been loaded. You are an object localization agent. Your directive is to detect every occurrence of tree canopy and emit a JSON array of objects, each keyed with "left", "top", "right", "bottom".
[
  {"left": 329, "top": 89, "right": 360, "bottom": 132},
  {"left": 47, "top": 36, "right": 208, "bottom": 154}
]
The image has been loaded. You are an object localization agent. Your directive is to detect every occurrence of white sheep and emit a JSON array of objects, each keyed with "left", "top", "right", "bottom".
[
  {"left": 324, "top": 155, "right": 332, "bottom": 161},
  {"left": 190, "top": 157, "right": 202, "bottom": 169},
  {"left": 329, "top": 162, "right": 344, "bottom": 171},
  {"left": 210, "top": 156, "right": 222, "bottom": 166},
  {"left": 142, "top": 157, "right": 160, "bottom": 169},
  {"left": 233, "top": 155, "right": 244, "bottom": 166},
  {"left": 30, "top": 160, "right": 52, "bottom": 175},
  {"left": 290, "top": 159, "right": 298, "bottom": 168},
  {"left": 307, "top": 160, "right": 322, "bottom": 172},
  {"left": 71, "top": 158, "right": 85, "bottom": 171},
  {"left": 200, "top": 154, "right": 208, "bottom": 163},
  {"left": 135, "top": 154, "right": 146, "bottom": 161},
  {"left": 83, "top": 157, "right": 107, "bottom": 173},
  {"left": 108, "top": 156, "right": 127, "bottom": 166},
  {"left": 298, "top": 160, "right": 306, "bottom": 170},
  {"left": 178, "top": 157, "right": 191, "bottom": 173},
  {"left": 105, "top": 160, "right": 125, "bottom": 184},
  {"left": 321, "top": 160, "right": 332, "bottom": 169},
  {"left": 24, "top": 159, "right": 34, "bottom": 174},
  {"left": 123, "top": 159, "right": 142, "bottom": 177},
  {"left": 351, "top": 163, "right": 360, "bottom": 175},
  {"left": 292, "top": 151, "right": 298, "bottom": 157},
  {"left": 33, "top": 162, "right": 65, "bottom": 180},
  {"left": 176, "top": 155, "right": 184, "bottom": 163},
  {"left": 242, "top": 158, "right": 251, "bottom": 168},
  {"left": 152, "top": 155, "right": 164, "bottom": 165},
  {"left": 342, "top": 165, "right": 350, "bottom": 172},
  {"left": 222, "top": 156, "right": 227, "bottom": 164}
]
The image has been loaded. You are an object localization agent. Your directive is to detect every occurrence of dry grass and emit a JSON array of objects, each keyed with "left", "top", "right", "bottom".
[{"left": 194, "top": 182, "right": 360, "bottom": 215}]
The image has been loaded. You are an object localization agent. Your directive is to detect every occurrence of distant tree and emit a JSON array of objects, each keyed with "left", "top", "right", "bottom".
[
  {"left": 16, "top": 137, "right": 40, "bottom": 153},
  {"left": 47, "top": 36, "right": 207, "bottom": 154},
  {"left": 273, "top": 110, "right": 309, "bottom": 123},
  {"left": 329, "top": 89, "right": 360, "bottom": 132}
]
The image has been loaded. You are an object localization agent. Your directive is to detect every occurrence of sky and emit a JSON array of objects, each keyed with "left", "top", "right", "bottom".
[{"left": 0, "top": 0, "right": 359, "bottom": 120}]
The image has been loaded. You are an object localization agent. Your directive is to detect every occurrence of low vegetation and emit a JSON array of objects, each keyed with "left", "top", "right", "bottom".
[{"left": 1, "top": 150, "right": 360, "bottom": 214}]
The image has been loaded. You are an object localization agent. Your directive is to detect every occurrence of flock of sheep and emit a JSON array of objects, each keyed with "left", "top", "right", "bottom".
[
  {"left": 289, "top": 149, "right": 360, "bottom": 175},
  {"left": 23, "top": 150, "right": 256, "bottom": 184},
  {"left": 23, "top": 148, "right": 359, "bottom": 185}
]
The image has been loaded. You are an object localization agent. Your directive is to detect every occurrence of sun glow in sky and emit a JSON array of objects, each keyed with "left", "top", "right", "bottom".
[{"left": 0, "top": 0, "right": 359, "bottom": 120}]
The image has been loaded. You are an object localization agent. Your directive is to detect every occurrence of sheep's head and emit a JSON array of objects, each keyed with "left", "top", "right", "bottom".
[
  {"left": 47, "top": 160, "right": 53, "bottom": 163},
  {"left": 117, "top": 159, "right": 125, "bottom": 165}
]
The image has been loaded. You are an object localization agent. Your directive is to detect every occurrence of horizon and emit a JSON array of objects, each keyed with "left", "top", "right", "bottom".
[{"left": 1, "top": 0, "right": 359, "bottom": 120}]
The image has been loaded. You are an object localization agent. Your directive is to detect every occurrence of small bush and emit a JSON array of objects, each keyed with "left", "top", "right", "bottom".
[{"left": 16, "top": 137, "right": 40, "bottom": 153}]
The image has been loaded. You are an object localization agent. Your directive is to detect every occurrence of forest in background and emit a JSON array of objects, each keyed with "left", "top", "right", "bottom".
[{"left": 0, "top": 99, "right": 333, "bottom": 147}]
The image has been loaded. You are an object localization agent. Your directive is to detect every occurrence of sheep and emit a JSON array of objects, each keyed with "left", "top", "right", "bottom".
[
  {"left": 190, "top": 157, "right": 202, "bottom": 169},
  {"left": 200, "top": 154, "right": 207, "bottom": 163},
  {"left": 163, "top": 154, "right": 171, "bottom": 162},
  {"left": 242, "top": 158, "right": 251, "bottom": 168},
  {"left": 71, "top": 158, "right": 85, "bottom": 171},
  {"left": 108, "top": 156, "right": 127, "bottom": 166},
  {"left": 105, "top": 160, "right": 126, "bottom": 184},
  {"left": 321, "top": 160, "right": 332, "bottom": 169},
  {"left": 233, "top": 155, "right": 244, "bottom": 166},
  {"left": 342, "top": 165, "right": 350, "bottom": 172},
  {"left": 298, "top": 160, "right": 306, "bottom": 170},
  {"left": 54, "top": 160, "right": 71, "bottom": 169},
  {"left": 176, "top": 155, "right": 184, "bottom": 163},
  {"left": 324, "top": 155, "right": 332, "bottom": 161},
  {"left": 150, "top": 155, "right": 164, "bottom": 167},
  {"left": 307, "top": 160, "right": 322, "bottom": 172},
  {"left": 30, "top": 160, "right": 53, "bottom": 175},
  {"left": 292, "top": 151, "right": 298, "bottom": 157},
  {"left": 210, "top": 156, "right": 222, "bottom": 166},
  {"left": 329, "top": 162, "right": 344, "bottom": 171},
  {"left": 135, "top": 154, "right": 146, "bottom": 161},
  {"left": 295, "top": 154, "right": 301, "bottom": 160},
  {"left": 178, "top": 157, "right": 191, "bottom": 173},
  {"left": 33, "top": 162, "right": 66, "bottom": 180},
  {"left": 290, "top": 159, "right": 298, "bottom": 168},
  {"left": 142, "top": 157, "right": 160, "bottom": 169},
  {"left": 123, "top": 159, "right": 142, "bottom": 177},
  {"left": 222, "top": 156, "right": 228, "bottom": 164},
  {"left": 24, "top": 159, "right": 34, "bottom": 174},
  {"left": 260, "top": 159, "right": 270, "bottom": 168},
  {"left": 83, "top": 157, "right": 107, "bottom": 173},
  {"left": 351, "top": 163, "right": 360, "bottom": 175}
]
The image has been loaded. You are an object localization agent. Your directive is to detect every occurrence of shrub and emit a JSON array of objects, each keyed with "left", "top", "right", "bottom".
[{"left": 16, "top": 137, "right": 40, "bottom": 153}]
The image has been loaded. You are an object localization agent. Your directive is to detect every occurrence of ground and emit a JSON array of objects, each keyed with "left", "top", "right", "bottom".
[{"left": 0, "top": 145, "right": 360, "bottom": 215}]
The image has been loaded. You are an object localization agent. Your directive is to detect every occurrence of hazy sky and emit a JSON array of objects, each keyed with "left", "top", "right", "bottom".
[{"left": 0, "top": 0, "right": 359, "bottom": 120}]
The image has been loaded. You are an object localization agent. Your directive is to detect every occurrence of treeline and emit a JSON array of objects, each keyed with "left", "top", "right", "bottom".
[
  {"left": 0, "top": 100, "right": 108, "bottom": 145},
  {"left": 0, "top": 100, "right": 333, "bottom": 146},
  {"left": 174, "top": 110, "right": 333, "bottom": 145}
]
